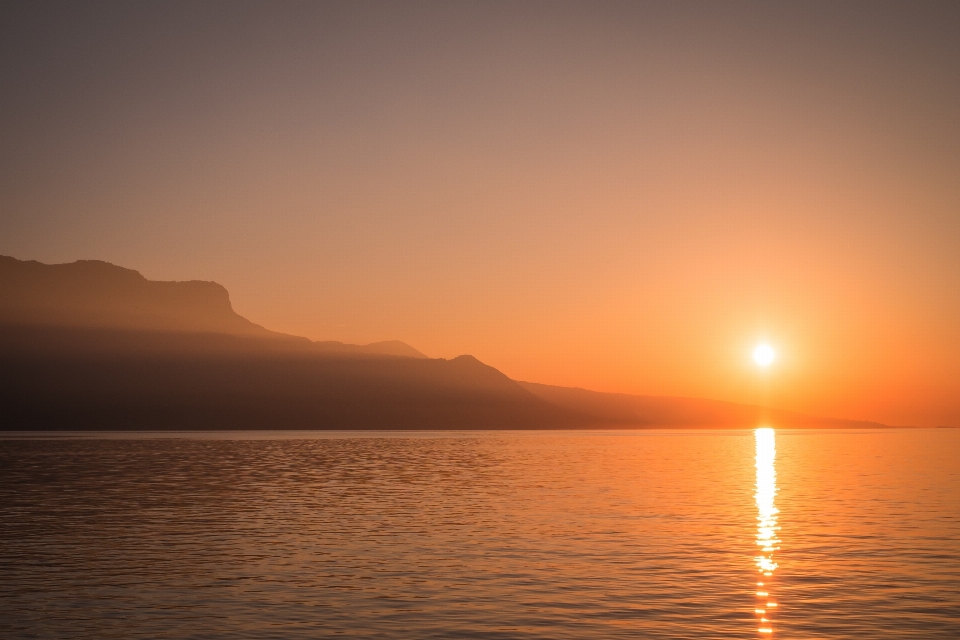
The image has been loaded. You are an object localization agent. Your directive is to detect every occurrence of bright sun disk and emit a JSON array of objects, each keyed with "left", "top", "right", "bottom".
[{"left": 753, "top": 344, "right": 776, "bottom": 367}]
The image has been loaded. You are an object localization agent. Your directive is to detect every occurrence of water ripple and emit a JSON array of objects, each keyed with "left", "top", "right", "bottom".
[{"left": 1, "top": 429, "right": 958, "bottom": 638}]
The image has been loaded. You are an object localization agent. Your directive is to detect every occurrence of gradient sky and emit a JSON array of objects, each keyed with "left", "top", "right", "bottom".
[{"left": 2, "top": 1, "right": 959, "bottom": 427}]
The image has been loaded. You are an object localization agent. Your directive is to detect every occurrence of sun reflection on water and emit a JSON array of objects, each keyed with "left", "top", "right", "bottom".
[{"left": 754, "top": 427, "right": 780, "bottom": 636}]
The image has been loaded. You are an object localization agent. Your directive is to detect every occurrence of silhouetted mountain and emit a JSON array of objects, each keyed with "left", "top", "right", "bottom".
[
  {"left": 0, "top": 256, "right": 557, "bottom": 429},
  {"left": 518, "top": 381, "right": 890, "bottom": 429},
  {"left": 0, "top": 325, "right": 570, "bottom": 430}
]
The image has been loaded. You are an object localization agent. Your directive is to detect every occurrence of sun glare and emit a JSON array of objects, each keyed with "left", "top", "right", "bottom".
[
  {"left": 753, "top": 344, "right": 776, "bottom": 367},
  {"left": 754, "top": 427, "right": 780, "bottom": 635}
]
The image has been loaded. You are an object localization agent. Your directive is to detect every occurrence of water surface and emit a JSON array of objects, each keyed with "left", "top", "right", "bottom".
[{"left": 2, "top": 428, "right": 958, "bottom": 638}]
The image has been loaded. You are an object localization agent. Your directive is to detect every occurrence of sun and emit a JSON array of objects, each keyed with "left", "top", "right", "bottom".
[{"left": 753, "top": 344, "right": 776, "bottom": 367}]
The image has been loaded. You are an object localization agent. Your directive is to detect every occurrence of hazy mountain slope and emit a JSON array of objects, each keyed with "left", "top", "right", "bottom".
[
  {"left": 0, "top": 255, "right": 425, "bottom": 358},
  {"left": 0, "top": 255, "right": 272, "bottom": 336},
  {"left": 518, "top": 381, "right": 889, "bottom": 429},
  {"left": 313, "top": 340, "right": 428, "bottom": 359}
]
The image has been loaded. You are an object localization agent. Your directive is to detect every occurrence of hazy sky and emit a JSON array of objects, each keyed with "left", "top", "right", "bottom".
[{"left": 2, "top": 1, "right": 959, "bottom": 426}]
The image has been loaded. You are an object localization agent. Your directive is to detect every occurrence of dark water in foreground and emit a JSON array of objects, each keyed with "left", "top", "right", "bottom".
[{"left": 2, "top": 429, "right": 959, "bottom": 639}]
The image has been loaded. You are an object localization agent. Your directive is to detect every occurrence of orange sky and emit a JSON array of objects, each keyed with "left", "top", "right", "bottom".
[{"left": 2, "top": 2, "right": 958, "bottom": 427}]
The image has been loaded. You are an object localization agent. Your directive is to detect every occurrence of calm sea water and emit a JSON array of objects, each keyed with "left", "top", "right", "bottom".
[{"left": 2, "top": 428, "right": 958, "bottom": 639}]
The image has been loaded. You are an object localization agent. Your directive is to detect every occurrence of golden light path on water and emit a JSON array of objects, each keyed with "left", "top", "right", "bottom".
[{"left": 754, "top": 427, "right": 780, "bottom": 636}]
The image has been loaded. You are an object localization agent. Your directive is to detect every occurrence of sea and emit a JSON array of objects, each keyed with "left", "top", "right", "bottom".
[{"left": 2, "top": 428, "right": 958, "bottom": 639}]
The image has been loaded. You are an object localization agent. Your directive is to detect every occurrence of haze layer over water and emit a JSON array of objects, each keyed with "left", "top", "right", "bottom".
[{"left": 2, "top": 429, "right": 958, "bottom": 638}]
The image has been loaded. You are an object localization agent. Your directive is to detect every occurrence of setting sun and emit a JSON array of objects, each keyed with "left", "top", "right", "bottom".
[{"left": 753, "top": 344, "right": 777, "bottom": 368}]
